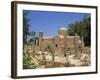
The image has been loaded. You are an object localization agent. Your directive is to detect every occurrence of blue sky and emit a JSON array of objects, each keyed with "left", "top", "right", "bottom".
[{"left": 24, "top": 10, "right": 89, "bottom": 37}]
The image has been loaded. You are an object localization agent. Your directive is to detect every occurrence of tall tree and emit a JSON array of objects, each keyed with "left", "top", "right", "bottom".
[
  {"left": 23, "top": 10, "right": 30, "bottom": 44},
  {"left": 67, "top": 14, "right": 91, "bottom": 46}
]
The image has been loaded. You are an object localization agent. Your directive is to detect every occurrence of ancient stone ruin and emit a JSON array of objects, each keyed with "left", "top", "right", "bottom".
[{"left": 24, "top": 27, "right": 90, "bottom": 69}]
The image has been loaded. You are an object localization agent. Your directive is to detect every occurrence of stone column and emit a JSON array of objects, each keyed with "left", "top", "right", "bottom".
[
  {"left": 42, "top": 52, "right": 46, "bottom": 66},
  {"left": 51, "top": 38, "right": 55, "bottom": 62},
  {"left": 81, "top": 36, "right": 84, "bottom": 54},
  {"left": 36, "top": 39, "right": 37, "bottom": 46},
  {"left": 74, "top": 33, "right": 78, "bottom": 58},
  {"left": 64, "top": 35, "right": 69, "bottom": 64},
  {"left": 39, "top": 32, "right": 44, "bottom": 50}
]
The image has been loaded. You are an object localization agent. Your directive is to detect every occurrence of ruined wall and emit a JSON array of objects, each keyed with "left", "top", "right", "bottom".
[{"left": 39, "top": 35, "right": 81, "bottom": 51}]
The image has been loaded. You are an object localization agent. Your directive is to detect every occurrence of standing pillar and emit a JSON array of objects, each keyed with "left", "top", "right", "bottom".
[
  {"left": 64, "top": 35, "right": 69, "bottom": 65},
  {"left": 81, "top": 36, "right": 84, "bottom": 54},
  {"left": 36, "top": 39, "right": 38, "bottom": 46},
  {"left": 75, "top": 33, "right": 78, "bottom": 58},
  {"left": 51, "top": 38, "right": 55, "bottom": 62},
  {"left": 39, "top": 32, "right": 44, "bottom": 50}
]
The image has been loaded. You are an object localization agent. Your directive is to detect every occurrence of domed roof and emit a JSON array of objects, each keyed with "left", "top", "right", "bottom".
[
  {"left": 58, "top": 35, "right": 64, "bottom": 38},
  {"left": 59, "top": 27, "right": 67, "bottom": 30}
]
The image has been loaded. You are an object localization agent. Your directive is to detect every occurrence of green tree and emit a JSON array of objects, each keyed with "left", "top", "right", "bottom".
[
  {"left": 82, "top": 15, "right": 91, "bottom": 46},
  {"left": 29, "top": 31, "right": 39, "bottom": 46},
  {"left": 29, "top": 31, "right": 36, "bottom": 42},
  {"left": 23, "top": 10, "right": 30, "bottom": 44},
  {"left": 67, "top": 23, "right": 76, "bottom": 36},
  {"left": 29, "top": 31, "right": 36, "bottom": 37},
  {"left": 67, "top": 14, "right": 91, "bottom": 46}
]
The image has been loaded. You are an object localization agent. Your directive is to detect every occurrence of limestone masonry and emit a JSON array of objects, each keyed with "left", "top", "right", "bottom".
[{"left": 33, "top": 27, "right": 84, "bottom": 53}]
